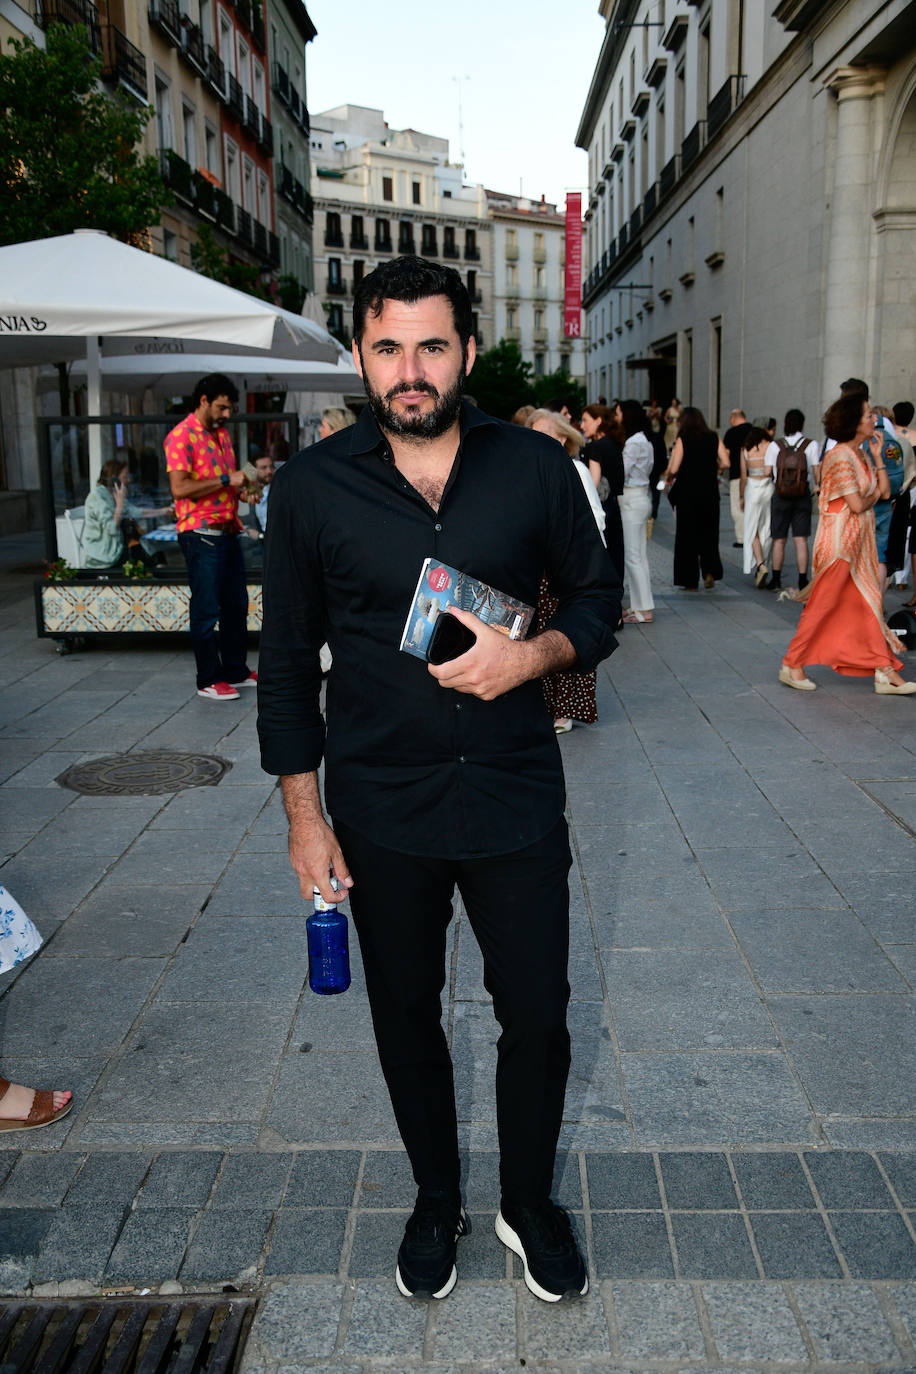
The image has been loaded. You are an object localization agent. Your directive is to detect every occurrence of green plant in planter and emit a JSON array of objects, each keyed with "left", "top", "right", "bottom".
[
  {"left": 45, "top": 558, "right": 76, "bottom": 582},
  {"left": 122, "top": 560, "right": 152, "bottom": 580}
]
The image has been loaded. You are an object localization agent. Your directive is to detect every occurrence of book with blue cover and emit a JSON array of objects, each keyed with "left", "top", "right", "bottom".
[{"left": 399, "top": 558, "right": 535, "bottom": 660}]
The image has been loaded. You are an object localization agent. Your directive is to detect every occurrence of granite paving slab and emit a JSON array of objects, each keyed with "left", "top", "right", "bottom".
[
  {"left": 601, "top": 948, "right": 777, "bottom": 1051},
  {"left": 621, "top": 1052, "right": 818, "bottom": 1146},
  {"left": 728, "top": 905, "right": 906, "bottom": 992},
  {"left": 0, "top": 956, "right": 165, "bottom": 1055},
  {"left": 47, "top": 883, "right": 210, "bottom": 957},
  {"left": 770, "top": 996, "right": 916, "bottom": 1116},
  {"left": 86, "top": 1001, "right": 291, "bottom": 1123},
  {"left": 154, "top": 916, "right": 308, "bottom": 1005}
]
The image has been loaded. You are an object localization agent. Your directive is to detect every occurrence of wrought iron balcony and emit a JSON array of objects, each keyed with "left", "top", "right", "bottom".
[
  {"left": 159, "top": 148, "right": 194, "bottom": 204},
  {"left": 443, "top": 242, "right": 460, "bottom": 260},
  {"left": 469, "top": 289, "right": 483, "bottom": 304},
  {"left": 39, "top": 0, "right": 101, "bottom": 49},
  {"left": 707, "top": 74, "right": 745, "bottom": 140},
  {"left": 421, "top": 236, "right": 438, "bottom": 257},
  {"left": 268, "top": 232, "right": 280, "bottom": 268},
  {"left": 350, "top": 233, "right": 369, "bottom": 250},
  {"left": 326, "top": 278, "right": 347, "bottom": 296},
  {"left": 244, "top": 95, "right": 261, "bottom": 138},
  {"left": 180, "top": 21, "right": 207, "bottom": 77},
  {"left": 253, "top": 220, "right": 268, "bottom": 257},
  {"left": 206, "top": 45, "right": 225, "bottom": 97},
  {"left": 659, "top": 153, "right": 680, "bottom": 198},
  {"left": 618, "top": 222, "right": 629, "bottom": 253},
  {"left": 681, "top": 121, "right": 707, "bottom": 172},
  {"left": 643, "top": 182, "right": 657, "bottom": 219},
  {"left": 100, "top": 24, "right": 147, "bottom": 101},
  {"left": 325, "top": 227, "right": 344, "bottom": 247},
  {"left": 214, "top": 188, "right": 235, "bottom": 232},
  {"left": 272, "top": 61, "right": 290, "bottom": 106},
  {"left": 192, "top": 172, "right": 218, "bottom": 221},
  {"left": 237, "top": 207, "right": 254, "bottom": 249},
  {"left": 375, "top": 234, "right": 393, "bottom": 252},
  {"left": 630, "top": 204, "right": 642, "bottom": 236},
  {"left": 464, "top": 244, "right": 480, "bottom": 261},
  {"left": 398, "top": 235, "right": 416, "bottom": 255},
  {"left": 289, "top": 87, "right": 301, "bottom": 123},
  {"left": 147, "top": 0, "right": 180, "bottom": 47},
  {"left": 227, "top": 74, "right": 245, "bottom": 123},
  {"left": 258, "top": 115, "right": 273, "bottom": 157}
]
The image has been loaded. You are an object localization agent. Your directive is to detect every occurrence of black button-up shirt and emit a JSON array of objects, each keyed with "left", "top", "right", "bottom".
[{"left": 257, "top": 401, "right": 621, "bottom": 858}]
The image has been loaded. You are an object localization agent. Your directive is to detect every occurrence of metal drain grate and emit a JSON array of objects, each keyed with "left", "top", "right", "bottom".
[
  {"left": 0, "top": 1297, "right": 256, "bottom": 1374},
  {"left": 57, "top": 751, "right": 231, "bottom": 797}
]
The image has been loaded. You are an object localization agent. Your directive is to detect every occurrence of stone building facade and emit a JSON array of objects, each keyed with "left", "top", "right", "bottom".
[
  {"left": 267, "top": 0, "right": 316, "bottom": 296},
  {"left": 576, "top": 0, "right": 916, "bottom": 424},
  {"left": 309, "top": 105, "right": 491, "bottom": 349},
  {"left": 486, "top": 191, "right": 585, "bottom": 383}
]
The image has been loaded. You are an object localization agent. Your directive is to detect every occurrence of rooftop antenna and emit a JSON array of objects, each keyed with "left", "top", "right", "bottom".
[{"left": 453, "top": 74, "right": 469, "bottom": 168}]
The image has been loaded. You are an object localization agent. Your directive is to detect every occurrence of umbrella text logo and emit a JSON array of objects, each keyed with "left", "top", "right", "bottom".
[{"left": 0, "top": 316, "right": 47, "bottom": 332}]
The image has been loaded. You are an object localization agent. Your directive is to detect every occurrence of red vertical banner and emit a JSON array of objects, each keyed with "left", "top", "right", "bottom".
[{"left": 564, "top": 193, "right": 583, "bottom": 338}]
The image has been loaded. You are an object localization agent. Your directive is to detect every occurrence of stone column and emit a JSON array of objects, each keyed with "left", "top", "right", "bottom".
[{"left": 820, "top": 65, "right": 886, "bottom": 406}]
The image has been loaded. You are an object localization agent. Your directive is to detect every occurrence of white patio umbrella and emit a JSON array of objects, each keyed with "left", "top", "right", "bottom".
[
  {"left": 40, "top": 352, "right": 360, "bottom": 397},
  {"left": 0, "top": 230, "right": 345, "bottom": 478}
]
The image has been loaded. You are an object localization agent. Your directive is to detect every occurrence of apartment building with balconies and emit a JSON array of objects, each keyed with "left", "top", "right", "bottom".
[
  {"left": 309, "top": 105, "right": 491, "bottom": 349},
  {"left": 487, "top": 191, "right": 585, "bottom": 383},
  {"left": 577, "top": 0, "right": 916, "bottom": 423},
  {"left": 266, "top": 0, "right": 315, "bottom": 297}
]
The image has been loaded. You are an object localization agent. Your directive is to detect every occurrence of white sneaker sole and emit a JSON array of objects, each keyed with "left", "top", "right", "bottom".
[
  {"left": 495, "top": 1211, "right": 589, "bottom": 1303},
  {"left": 395, "top": 1262, "right": 457, "bottom": 1300}
]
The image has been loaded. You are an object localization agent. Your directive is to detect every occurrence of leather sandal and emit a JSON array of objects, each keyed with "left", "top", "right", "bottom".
[{"left": 0, "top": 1076, "right": 73, "bottom": 1133}]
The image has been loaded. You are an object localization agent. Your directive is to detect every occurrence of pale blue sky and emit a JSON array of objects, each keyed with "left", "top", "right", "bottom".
[{"left": 305, "top": 0, "right": 607, "bottom": 208}]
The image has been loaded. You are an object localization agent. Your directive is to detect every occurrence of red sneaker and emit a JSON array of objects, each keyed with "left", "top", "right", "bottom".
[
  {"left": 197, "top": 681, "right": 241, "bottom": 700},
  {"left": 230, "top": 672, "right": 258, "bottom": 688}
]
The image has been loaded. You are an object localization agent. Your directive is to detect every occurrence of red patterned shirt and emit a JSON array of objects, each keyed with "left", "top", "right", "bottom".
[{"left": 164, "top": 412, "right": 242, "bottom": 533}]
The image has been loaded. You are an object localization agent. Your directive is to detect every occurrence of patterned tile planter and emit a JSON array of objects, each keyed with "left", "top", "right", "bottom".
[{"left": 34, "top": 577, "right": 263, "bottom": 644}]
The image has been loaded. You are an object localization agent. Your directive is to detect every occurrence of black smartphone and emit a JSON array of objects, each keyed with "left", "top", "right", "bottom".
[{"left": 426, "top": 613, "right": 476, "bottom": 664}]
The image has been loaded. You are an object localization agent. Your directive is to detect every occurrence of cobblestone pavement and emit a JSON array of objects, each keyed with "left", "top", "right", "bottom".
[{"left": 0, "top": 513, "right": 914, "bottom": 1371}]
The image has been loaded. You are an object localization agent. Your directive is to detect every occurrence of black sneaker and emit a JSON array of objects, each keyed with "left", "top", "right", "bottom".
[
  {"left": 496, "top": 1200, "right": 588, "bottom": 1302},
  {"left": 395, "top": 1193, "right": 469, "bottom": 1300}
]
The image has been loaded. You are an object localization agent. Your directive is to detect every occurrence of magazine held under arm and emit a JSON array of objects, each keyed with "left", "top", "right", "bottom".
[{"left": 399, "top": 558, "right": 535, "bottom": 662}]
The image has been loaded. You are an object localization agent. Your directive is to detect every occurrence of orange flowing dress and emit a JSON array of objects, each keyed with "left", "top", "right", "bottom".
[{"left": 784, "top": 443, "right": 904, "bottom": 676}]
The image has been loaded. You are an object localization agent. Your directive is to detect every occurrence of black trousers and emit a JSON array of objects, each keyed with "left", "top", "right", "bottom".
[
  {"left": 177, "top": 530, "right": 250, "bottom": 690},
  {"left": 334, "top": 816, "right": 572, "bottom": 1206}
]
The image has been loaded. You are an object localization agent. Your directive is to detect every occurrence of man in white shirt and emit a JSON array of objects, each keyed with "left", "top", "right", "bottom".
[{"left": 765, "top": 409, "right": 821, "bottom": 591}]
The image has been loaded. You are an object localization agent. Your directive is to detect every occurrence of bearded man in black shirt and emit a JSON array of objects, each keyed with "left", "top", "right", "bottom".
[{"left": 258, "top": 257, "right": 620, "bottom": 1305}]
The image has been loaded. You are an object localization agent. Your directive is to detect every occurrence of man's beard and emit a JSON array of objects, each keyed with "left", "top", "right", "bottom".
[{"left": 362, "top": 364, "right": 465, "bottom": 440}]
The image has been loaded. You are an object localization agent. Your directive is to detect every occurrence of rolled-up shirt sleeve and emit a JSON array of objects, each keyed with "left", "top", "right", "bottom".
[
  {"left": 257, "top": 462, "right": 326, "bottom": 776},
  {"left": 539, "top": 448, "right": 622, "bottom": 673}
]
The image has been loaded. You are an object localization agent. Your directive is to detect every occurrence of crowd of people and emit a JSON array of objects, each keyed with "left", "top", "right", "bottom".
[{"left": 507, "top": 377, "right": 916, "bottom": 719}]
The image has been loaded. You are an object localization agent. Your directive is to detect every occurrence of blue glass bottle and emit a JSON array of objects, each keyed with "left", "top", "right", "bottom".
[{"left": 306, "top": 887, "right": 351, "bottom": 994}]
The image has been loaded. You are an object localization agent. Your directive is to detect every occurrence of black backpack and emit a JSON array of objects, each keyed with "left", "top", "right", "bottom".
[{"left": 775, "top": 437, "right": 810, "bottom": 499}]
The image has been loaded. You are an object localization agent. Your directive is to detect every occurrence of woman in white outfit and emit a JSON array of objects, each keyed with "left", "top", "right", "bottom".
[
  {"left": 527, "top": 409, "right": 606, "bottom": 732},
  {"left": 740, "top": 426, "right": 776, "bottom": 586},
  {"left": 617, "top": 400, "right": 655, "bottom": 623}
]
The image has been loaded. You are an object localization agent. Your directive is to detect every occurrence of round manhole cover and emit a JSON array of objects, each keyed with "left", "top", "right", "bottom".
[{"left": 57, "top": 750, "right": 231, "bottom": 796}]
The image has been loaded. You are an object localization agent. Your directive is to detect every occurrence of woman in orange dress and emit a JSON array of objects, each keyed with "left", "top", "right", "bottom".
[{"left": 779, "top": 393, "right": 914, "bottom": 695}]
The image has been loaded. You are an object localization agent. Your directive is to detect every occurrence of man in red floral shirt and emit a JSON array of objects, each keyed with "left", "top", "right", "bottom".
[{"left": 165, "top": 373, "right": 256, "bottom": 700}]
